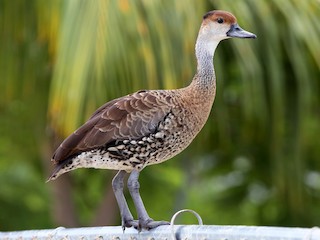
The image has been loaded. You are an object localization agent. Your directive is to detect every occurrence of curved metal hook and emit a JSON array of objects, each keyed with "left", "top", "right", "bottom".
[{"left": 170, "top": 209, "right": 203, "bottom": 240}]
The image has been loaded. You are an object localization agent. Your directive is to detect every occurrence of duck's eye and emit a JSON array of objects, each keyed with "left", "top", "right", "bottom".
[{"left": 217, "top": 18, "right": 224, "bottom": 24}]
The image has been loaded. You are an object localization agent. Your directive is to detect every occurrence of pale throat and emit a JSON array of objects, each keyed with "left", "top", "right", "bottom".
[
  {"left": 192, "top": 36, "right": 220, "bottom": 93},
  {"left": 195, "top": 37, "right": 219, "bottom": 73}
]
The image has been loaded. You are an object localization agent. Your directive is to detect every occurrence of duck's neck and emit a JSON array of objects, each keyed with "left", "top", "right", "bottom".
[{"left": 191, "top": 35, "right": 219, "bottom": 96}]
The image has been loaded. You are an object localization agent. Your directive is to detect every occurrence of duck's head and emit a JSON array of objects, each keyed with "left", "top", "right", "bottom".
[{"left": 199, "top": 10, "right": 256, "bottom": 42}]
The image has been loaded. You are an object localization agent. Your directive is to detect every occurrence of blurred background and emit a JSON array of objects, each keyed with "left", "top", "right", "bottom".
[{"left": 0, "top": 0, "right": 320, "bottom": 231}]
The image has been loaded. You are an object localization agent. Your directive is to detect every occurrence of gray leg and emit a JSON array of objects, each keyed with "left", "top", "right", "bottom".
[
  {"left": 112, "top": 170, "right": 138, "bottom": 230},
  {"left": 127, "top": 170, "right": 169, "bottom": 230}
]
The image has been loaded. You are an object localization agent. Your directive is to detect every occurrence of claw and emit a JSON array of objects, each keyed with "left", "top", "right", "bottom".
[
  {"left": 121, "top": 218, "right": 139, "bottom": 231},
  {"left": 138, "top": 218, "right": 170, "bottom": 231}
]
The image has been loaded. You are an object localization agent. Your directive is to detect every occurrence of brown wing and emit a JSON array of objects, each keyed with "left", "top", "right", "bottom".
[{"left": 52, "top": 90, "right": 172, "bottom": 164}]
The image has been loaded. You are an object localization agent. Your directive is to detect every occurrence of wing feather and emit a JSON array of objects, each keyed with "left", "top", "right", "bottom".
[{"left": 52, "top": 90, "right": 172, "bottom": 164}]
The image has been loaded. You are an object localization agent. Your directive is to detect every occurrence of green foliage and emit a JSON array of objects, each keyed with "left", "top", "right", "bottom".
[
  {"left": 0, "top": 0, "right": 319, "bottom": 230},
  {"left": 0, "top": 0, "right": 53, "bottom": 230}
]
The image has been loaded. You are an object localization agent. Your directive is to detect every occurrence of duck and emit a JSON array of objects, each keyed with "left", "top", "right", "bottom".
[{"left": 48, "top": 10, "right": 256, "bottom": 230}]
